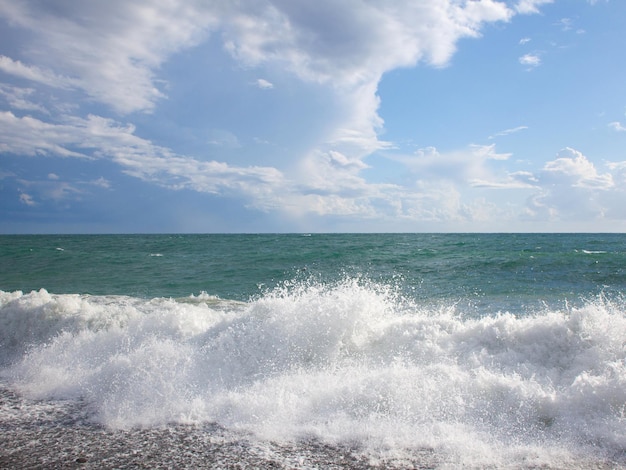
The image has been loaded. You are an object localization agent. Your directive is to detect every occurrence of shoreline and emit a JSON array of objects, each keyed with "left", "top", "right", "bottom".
[
  {"left": 1, "top": 386, "right": 624, "bottom": 469},
  {"left": 0, "top": 386, "right": 432, "bottom": 469}
]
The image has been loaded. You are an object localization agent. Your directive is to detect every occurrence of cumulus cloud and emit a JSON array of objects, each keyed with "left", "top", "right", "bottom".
[
  {"left": 219, "top": 0, "right": 515, "bottom": 157},
  {"left": 0, "top": 108, "right": 490, "bottom": 223},
  {"left": 11, "top": 0, "right": 616, "bottom": 229},
  {"left": 4, "top": 107, "right": 625, "bottom": 227},
  {"left": 542, "top": 147, "right": 614, "bottom": 190},
  {"left": 471, "top": 147, "right": 626, "bottom": 225},
  {"left": 521, "top": 148, "right": 619, "bottom": 222},
  {"left": 0, "top": 0, "right": 520, "bottom": 154},
  {"left": 388, "top": 143, "right": 625, "bottom": 225}
]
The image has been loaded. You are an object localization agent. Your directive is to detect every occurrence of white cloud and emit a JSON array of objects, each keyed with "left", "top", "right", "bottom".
[
  {"left": 0, "top": 111, "right": 288, "bottom": 208},
  {"left": 0, "top": 111, "right": 90, "bottom": 158},
  {"left": 90, "top": 177, "right": 111, "bottom": 189},
  {"left": 520, "top": 148, "right": 620, "bottom": 223},
  {"left": 255, "top": 79, "right": 274, "bottom": 89},
  {"left": 391, "top": 143, "right": 511, "bottom": 183},
  {"left": 542, "top": 147, "right": 614, "bottom": 190},
  {"left": 555, "top": 18, "right": 573, "bottom": 32},
  {"left": 0, "top": 0, "right": 523, "bottom": 156},
  {"left": 519, "top": 53, "right": 541, "bottom": 68},
  {"left": 515, "top": 0, "right": 554, "bottom": 14},
  {"left": 489, "top": 126, "right": 528, "bottom": 139},
  {"left": 470, "top": 174, "right": 538, "bottom": 190},
  {"left": 17, "top": 176, "right": 84, "bottom": 203},
  {"left": 0, "top": 1, "right": 218, "bottom": 114},
  {"left": 388, "top": 144, "right": 626, "bottom": 225},
  {"left": 0, "top": 55, "right": 78, "bottom": 89},
  {"left": 19, "top": 192, "right": 36, "bottom": 206},
  {"left": 0, "top": 108, "right": 489, "bottom": 223},
  {"left": 609, "top": 121, "right": 626, "bottom": 132},
  {"left": 397, "top": 180, "right": 466, "bottom": 223},
  {"left": 4, "top": 107, "right": 625, "bottom": 228},
  {"left": 219, "top": 1, "right": 515, "bottom": 158},
  {"left": 0, "top": 84, "right": 48, "bottom": 113},
  {"left": 8, "top": 0, "right": 604, "bottom": 229}
]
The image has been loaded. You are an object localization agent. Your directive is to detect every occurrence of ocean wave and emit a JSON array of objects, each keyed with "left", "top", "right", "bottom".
[{"left": 1, "top": 281, "right": 625, "bottom": 466}]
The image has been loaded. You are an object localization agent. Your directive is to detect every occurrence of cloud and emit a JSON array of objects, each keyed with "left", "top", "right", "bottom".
[
  {"left": 609, "top": 121, "right": 626, "bottom": 132},
  {"left": 387, "top": 143, "right": 626, "bottom": 225},
  {"left": 219, "top": 0, "right": 515, "bottom": 157},
  {"left": 519, "top": 53, "right": 541, "bottom": 68},
  {"left": 0, "top": 111, "right": 91, "bottom": 158},
  {"left": 391, "top": 144, "right": 511, "bottom": 183},
  {"left": 0, "top": 108, "right": 495, "bottom": 223},
  {"left": 16, "top": 177, "right": 86, "bottom": 207},
  {"left": 521, "top": 148, "right": 620, "bottom": 222},
  {"left": 0, "top": 84, "right": 48, "bottom": 113},
  {"left": 488, "top": 125, "right": 528, "bottom": 139},
  {"left": 0, "top": 1, "right": 217, "bottom": 114},
  {"left": 0, "top": 0, "right": 522, "bottom": 155},
  {"left": 4, "top": 106, "right": 625, "bottom": 228},
  {"left": 0, "top": 111, "right": 288, "bottom": 208},
  {"left": 90, "top": 177, "right": 111, "bottom": 189},
  {"left": 7, "top": 0, "right": 599, "bottom": 229},
  {"left": 470, "top": 171, "right": 538, "bottom": 189},
  {"left": 515, "top": 0, "right": 554, "bottom": 14},
  {"left": 542, "top": 147, "right": 613, "bottom": 190},
  {"left": 555, "top": 18, "right": 573, "bottom": 32},
  {"left": 255, "top": 78, "right": 274, "bottom": 89},
  {"left": 19, "top": 192, "right": 36, "bottom": 206},
  {"left": 0, "top": 55, "right": 78, "bottom": 89}
]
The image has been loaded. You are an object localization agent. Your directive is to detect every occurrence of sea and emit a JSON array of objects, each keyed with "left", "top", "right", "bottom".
[{"left": 1, "top": 233, "right": 625, "bottom": 469}]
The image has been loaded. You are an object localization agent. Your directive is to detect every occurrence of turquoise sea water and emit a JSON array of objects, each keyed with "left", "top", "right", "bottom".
[
  {"left": 1, "top": 233, "right": 626, "bottom": 468},
  {"left": 2, "top": 233, "right": 625, "bottom": 311}
]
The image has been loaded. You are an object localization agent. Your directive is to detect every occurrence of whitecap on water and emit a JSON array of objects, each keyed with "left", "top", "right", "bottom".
[{"left": 1, "top": 282, "right": 625, "bottom": 468}]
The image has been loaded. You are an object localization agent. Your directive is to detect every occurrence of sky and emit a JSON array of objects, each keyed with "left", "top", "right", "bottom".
[{"left": 0, "top": 0, "right": 625, "bottom": 233}]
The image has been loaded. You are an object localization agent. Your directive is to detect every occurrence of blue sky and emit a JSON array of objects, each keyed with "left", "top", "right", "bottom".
[{"left": 0, "top": 0, "right": 624, "bottom": 233}]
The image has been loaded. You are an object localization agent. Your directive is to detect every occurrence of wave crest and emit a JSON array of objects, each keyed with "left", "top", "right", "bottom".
[{"left": 1, "top": 282, "right": 625, "bottom": 464}]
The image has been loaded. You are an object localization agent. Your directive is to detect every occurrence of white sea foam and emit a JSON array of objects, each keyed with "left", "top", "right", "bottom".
[{"left": 1, "top": 282, "right": 625, "bottom": 467}]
